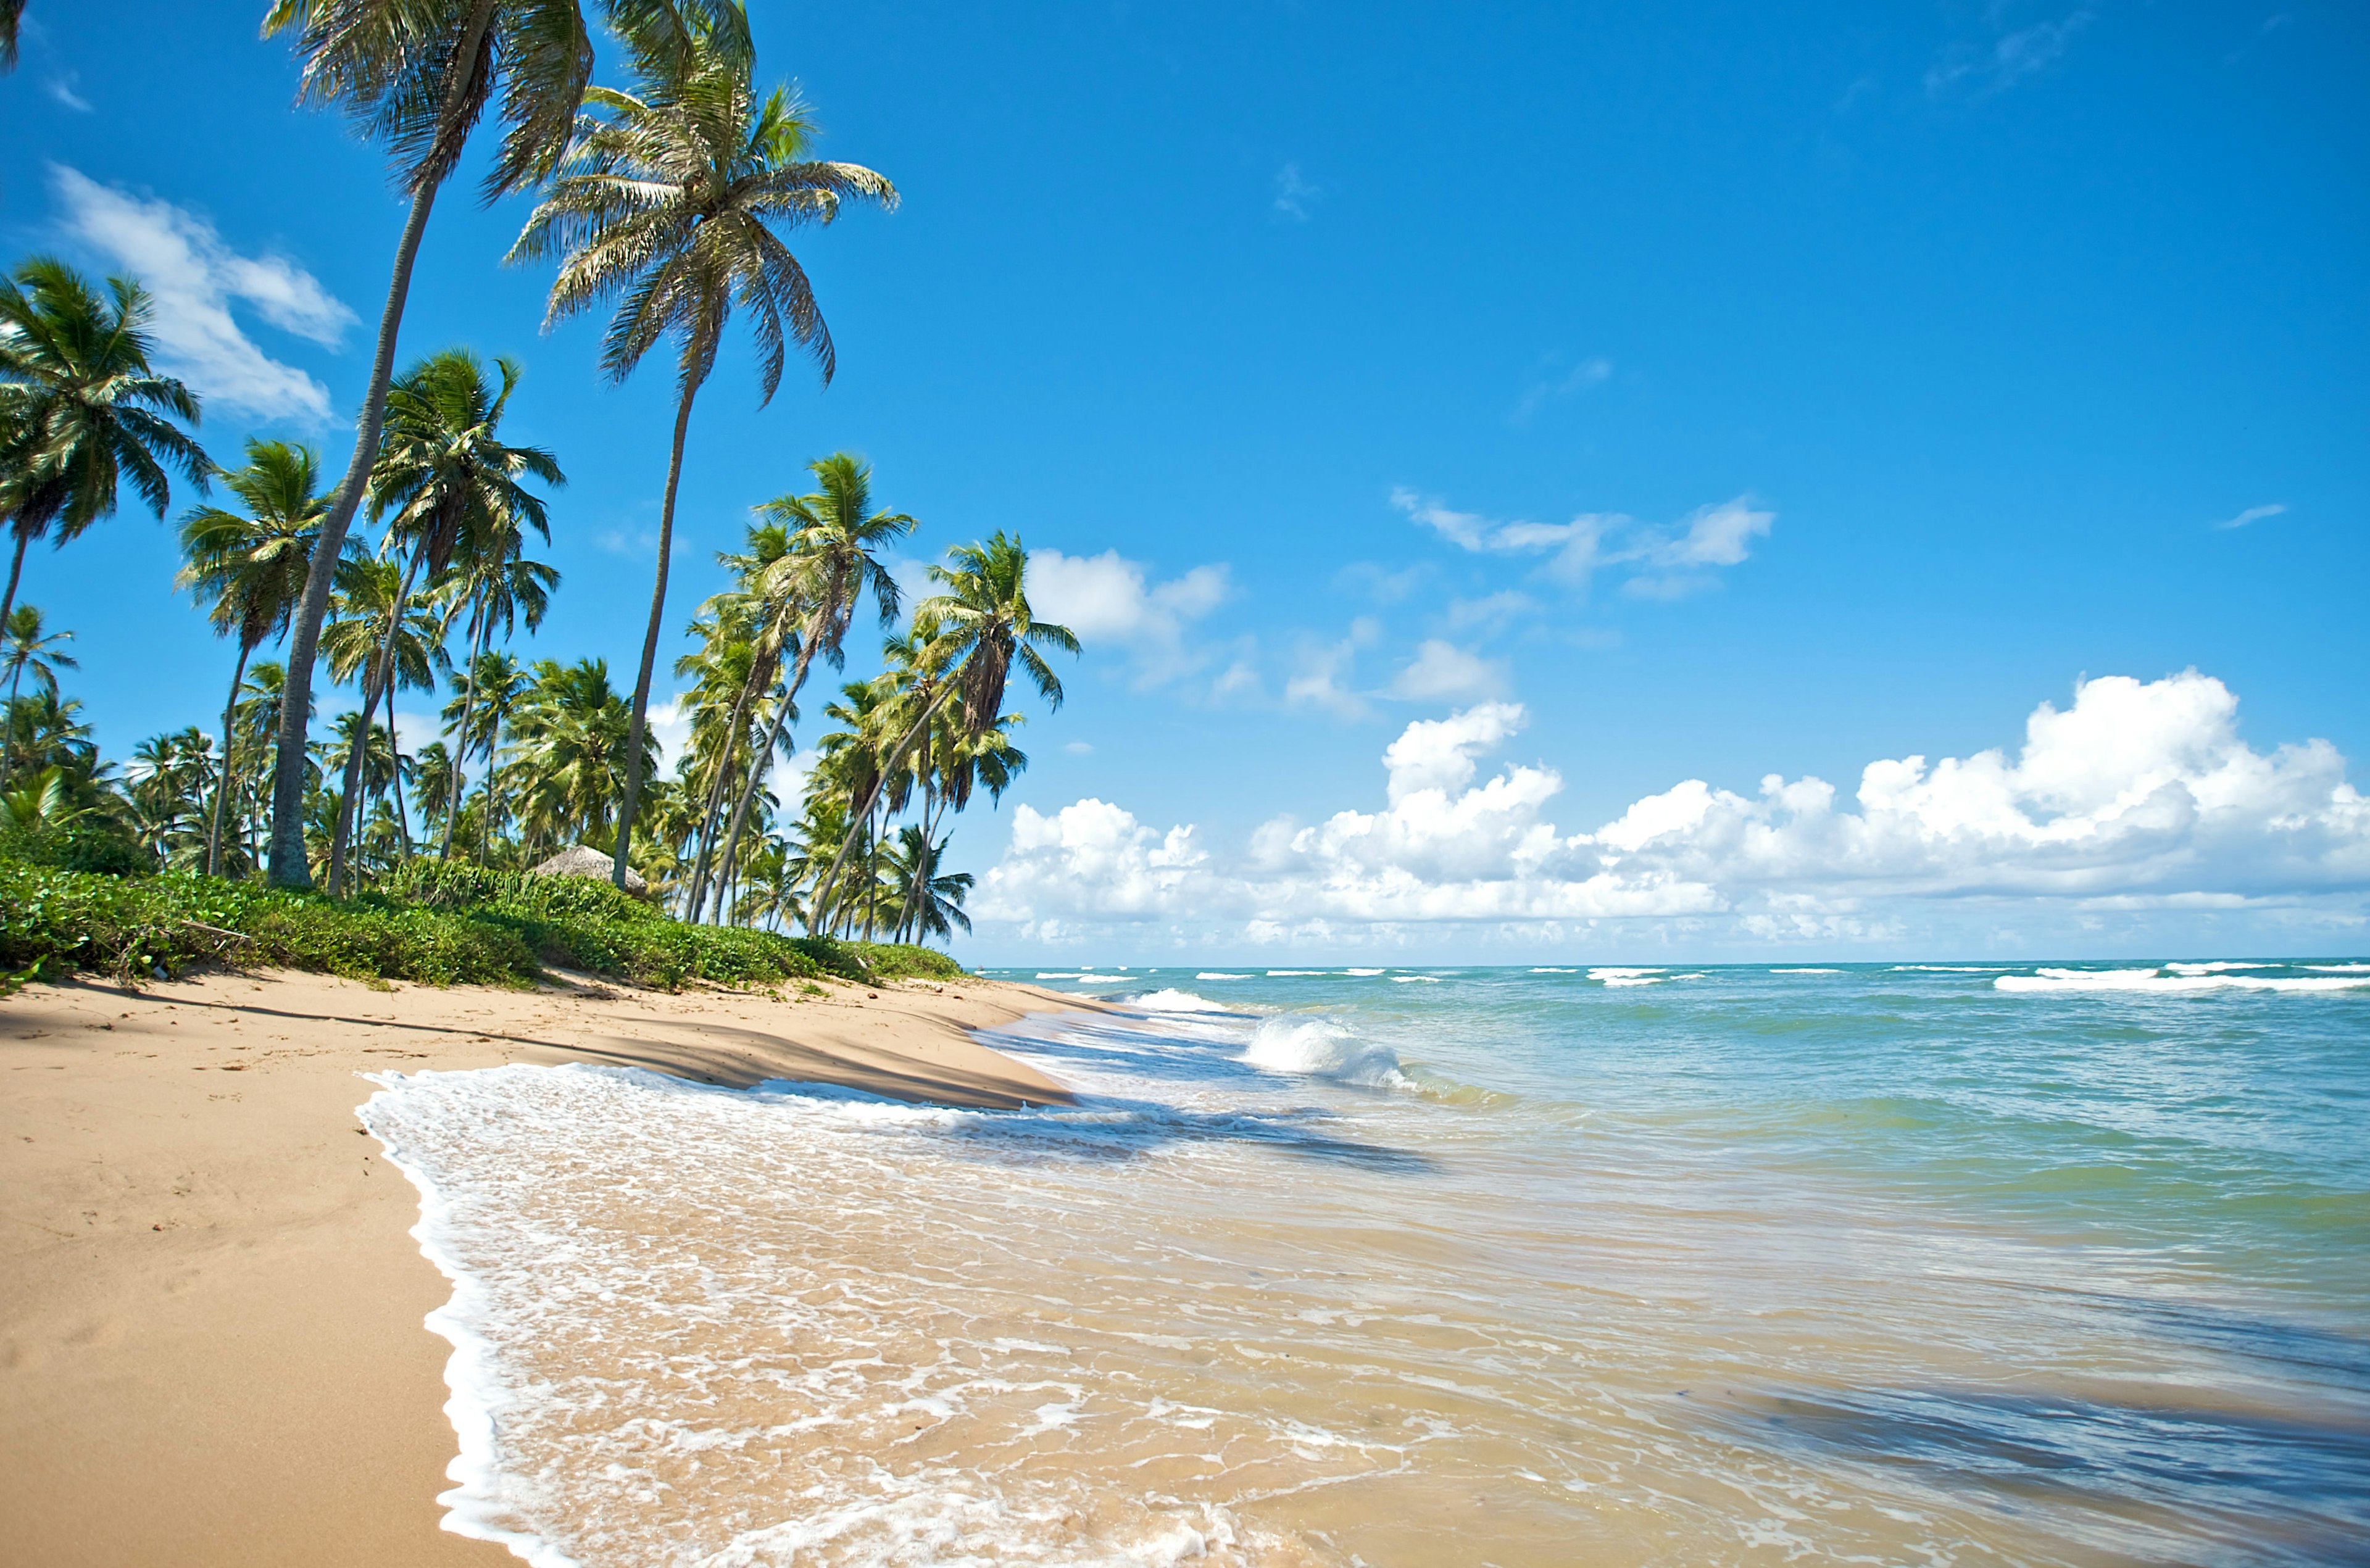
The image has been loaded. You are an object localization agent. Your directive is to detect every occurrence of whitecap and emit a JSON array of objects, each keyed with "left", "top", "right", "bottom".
[
  {"left": 1995, "top": 967, "right": 2370, "bottom": 995},
  {"left": 1195, "top": 972, "right": 1249, "bottom": 981},
  {"left": 1129, "top": 989, "right": 1237, "bottom": 1014},
  {"left": 1266, "top": 969, "right": 1323, "bottom": 976},
  {"left": 1590, "top": 966, "right": 1666, "bottom": 986},
  {"left": 2164, "top": 961, "right": 2281, "bottom": 975},
  {"left": 1343, "top": 968, "right": 1387, "bottom": 977},
  {"left": 1392, "top": 975, "right": 1445, "bottom": 984},
  {"left": 1769, "top": 968, "right": 1842, "bottom": 974},
  {"left": 1530, "top": 967, "right": 1577, "bottom": 973},
  {"left": 2307, "top": 962, "right": 2370, "bottom": 973}
]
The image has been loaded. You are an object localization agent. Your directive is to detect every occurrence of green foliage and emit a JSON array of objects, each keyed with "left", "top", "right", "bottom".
[
  {"left": 0, "top": 818, "right": 157, "bottom": 877},
  {"left": 0, "top": 858, "right": 534, "bottom": 988}
]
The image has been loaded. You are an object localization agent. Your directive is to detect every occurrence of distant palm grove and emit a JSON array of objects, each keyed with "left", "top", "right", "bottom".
[{"left": 0, "top": 0, "right": 1075, "bottom": 945}]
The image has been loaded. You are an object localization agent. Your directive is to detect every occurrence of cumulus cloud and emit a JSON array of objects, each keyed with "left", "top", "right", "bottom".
[
  {"left": 1392, "top": 487, "right": 1773, "bottom": 597},
  {"left": 976, "top": 670, "right": 2369, "bottom": 947},
  {"left": 51, "top": 166, "right": 353, "bottom": 422},
  {"left": 1026, "top": 549, "right": 1228, "bottom": 683}
]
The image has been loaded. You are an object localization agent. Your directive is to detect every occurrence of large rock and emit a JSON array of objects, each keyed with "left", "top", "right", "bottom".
[{"left": 530, "top": 844, "right": 649, "bottom": 897}]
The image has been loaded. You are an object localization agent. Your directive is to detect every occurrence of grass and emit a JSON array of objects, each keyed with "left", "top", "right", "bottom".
[{"left": 0, "top": 848, "right": 965, "bottom": 994}]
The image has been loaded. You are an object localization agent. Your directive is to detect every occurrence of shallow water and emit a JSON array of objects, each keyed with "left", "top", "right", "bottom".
[{"left": 364, "top": 960, "right": 2370, "bottom": 1566}]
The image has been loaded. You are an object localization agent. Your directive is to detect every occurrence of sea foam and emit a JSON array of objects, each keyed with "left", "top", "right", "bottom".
[
  {"left": 1238, "top": 1016, "right": 1408, "bottom": 1087},
  {"left": 1995, "top": 966, "right": 2370, "bottom": 994}
]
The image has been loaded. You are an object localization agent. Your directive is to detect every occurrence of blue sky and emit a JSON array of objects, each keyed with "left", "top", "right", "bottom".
[{"left": 2, "top": 1, "right": 2363, "bottom": 961}]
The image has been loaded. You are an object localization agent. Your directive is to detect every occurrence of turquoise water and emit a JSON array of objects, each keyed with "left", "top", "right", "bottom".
[
  {"left": 367, "top": 958, "right": 2369, "bottom": 1566},
  {"left": 976, "top": 958, "right": 2370, "bottom": 1564}
]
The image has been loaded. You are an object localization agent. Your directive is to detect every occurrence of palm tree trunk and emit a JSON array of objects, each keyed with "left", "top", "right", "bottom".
[
  {"left": 685, "top": 661, "right": 768, "bottom": 920},
  {"left": 329, "top": 554, "right": 422, "bottom": 895},
  {"left": 204, "top": 642, "right": 253, "bottom": 877},
  {"left": 441, "top": 600, "right": 492, "bottom": 860},
  {"left": 807, "top": 680, "right": 960, "bottom": 933},
  {"left": 393, "top": 746, "right": 412, "bottom": 858},
  {"left": 0, "top": 529, "right": 28, "bottom": 794},
  {"left": 483, "top": 708, "right": 505, "bottom": 864},
  {"left": 612, "top": 378, "right": 701, "bottom": 889},
  {"left": 265, "top": 181, "right": 444, "bottom": 889},
  {"left": 709, "top": 633, "right": 818, "bottom": 923}
]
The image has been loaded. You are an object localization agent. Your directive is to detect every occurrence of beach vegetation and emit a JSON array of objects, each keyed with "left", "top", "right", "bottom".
[{"left": 0, "top": 0, "right": 1076, "bottom": 974}]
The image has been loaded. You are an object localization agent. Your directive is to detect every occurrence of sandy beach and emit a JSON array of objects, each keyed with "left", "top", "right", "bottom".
[{"left": 0, "top": 968, "right": 1086, "bottom": 1568}]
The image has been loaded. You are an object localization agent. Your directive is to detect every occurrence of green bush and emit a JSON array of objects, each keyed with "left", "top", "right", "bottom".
[
  {"left": 0, "top": 820, "right": 157, "bottom": 878},
  {"left": 0, "top": 850, "right": 969, "bottom": 993}
]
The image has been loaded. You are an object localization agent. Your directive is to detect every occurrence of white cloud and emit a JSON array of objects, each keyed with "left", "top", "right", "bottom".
[
  {"left": 1026, "top": 549, "right": 1228, "bottom": 683},
  {"left": 1391, "top": 639, "right": 1506, "bottom": 702},
  {"left": 1511, "top": 355, "right": 1611, "bottom": 425},
  {"left": 50, "top": 165, "right": 353, "bottom": 422},
  {"left": 1283, "top": 620, "right": 1379, "bottom": 718},
  {"left": 2216, "top": 503, "right": 2286, "bottom": 531},
  {"left": 976, "top": 671, "right": 2370, "bottom": 948},
  {"left": 1273, "top": 162, "right": 1320, "bottom": 220},
  {"left": 1391, "top": 487, "right": 1773, "bottom": 597},
  {"left": 1927, "top": 8, "right": 2094, "bottom": 98},
  {"left": 47, "top": 72, "right": 91, "bottom": 112},
  {"left": 646, "top": 695, "right": 694, "bottom": 772}
]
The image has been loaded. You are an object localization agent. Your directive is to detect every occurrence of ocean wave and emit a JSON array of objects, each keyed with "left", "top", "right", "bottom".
[
  {"left": 2308, "top": 962, "right": 2370, "bottom": 973},
  {"left": 2164, "top": 961, "right": 2279, "bottom": 974},
  {"left": 1771, "top": 968, "right": 1842, "bottom": 974},
  {"left": 1996, "top": 967, "right": 2370, "bottom": 995},
  {"left": 1239, "top": 1017, "right": 1408, "bottom": 1087},
  {"left": 1892, "top": 965, "right": 2010, "bottom": 972},
  {"left": 1591, "top": 966, "right": 1666, "bottom": 987},
  {"left": 1531, "top": 967, "right": 1577, "bottom": 973},
  {"left": 1129, "top": 989, "right": 1239, "bottom": 1014},
  {"left": 1195, "top": 972, "right": 1249, "bottom": 981},
  {"left": 1034, "top": 972, "right": 1081, "bottom": 980},
  {"left": 1391, "top": 975, "right": 1445, "bottom": 984},
  {"left": 1343, "top": 968, "right": 1386, "bottom": 977}
]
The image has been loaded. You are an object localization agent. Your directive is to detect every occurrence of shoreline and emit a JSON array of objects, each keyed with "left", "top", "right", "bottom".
[{"left": 0, "top": 967, "right": 1093, "bottom": 1568}]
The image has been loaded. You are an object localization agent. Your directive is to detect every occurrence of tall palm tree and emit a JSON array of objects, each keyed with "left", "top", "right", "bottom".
[
  {"left": 0, "top": 1, "right": 23, "bottom": 72},
  {"left": 704, "top": 453, "right": 909, "bottom": 920},
  {"left": 176, "top": 440, "right": 327, "bottom": 874},
  {"left": 677, "top": 518, "right": 789, "bottom": 910},
  {"left": 320, "top": 552, "right": 444, "bottom": 892},
  {"left": 0, "top": 604, "right": 75, "bottom": 794},
  {"left": 509, "top": 22, "right": 895, "bottom": 889},
  {"left": 444, "top": 648, "right": 530, "bottom": 859},
  {"left": 366, "top": 347, "right": 562, "bottom": 864},
  {"left": 259, "top": 0, "right": 746, "bottom": 890},
  {"left": 884, "top": 824, "right": 973, "bottom": 944},
  {"left": 810, "top": 534, "right": 1077, "bottom": 929},
  {"left": 0, "top": 258, "right": 209, "bottom": 636}
]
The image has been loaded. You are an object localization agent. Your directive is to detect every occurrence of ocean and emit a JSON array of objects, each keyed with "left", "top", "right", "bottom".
[{"left": 361, "top": 960, "right": 2370, "bottom": 1566}]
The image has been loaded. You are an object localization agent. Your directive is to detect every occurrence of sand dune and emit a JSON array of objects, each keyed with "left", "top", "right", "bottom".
[{"left": 0, "top": 968, "right": 1086, "bottom": 1568}]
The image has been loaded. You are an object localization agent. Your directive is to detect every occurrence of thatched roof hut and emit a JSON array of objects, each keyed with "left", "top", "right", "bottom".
[{"left": 530, "top": 844, "right": 649, "bottom": 897}]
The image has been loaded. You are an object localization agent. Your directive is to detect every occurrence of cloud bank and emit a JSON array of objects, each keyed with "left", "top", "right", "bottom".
[
  {"left": 51, "top": 166, "right": 352, "bottom": 422},
  {"left": 975, "top": 670, "right": 2369, "bottom": 953}
]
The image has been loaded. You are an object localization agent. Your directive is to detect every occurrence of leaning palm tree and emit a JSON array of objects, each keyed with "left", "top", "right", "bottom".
[
  {"left": 176, "top": 441, "right": 327, "bottom": 874},
  {"left": 257, "top": 0, "right": 747, "bottom": 890},
  {"left": 702, "top": 454, "right": 910, "bottom": 920},
  {"left": 809, "top": 534, "right": 1078, "bottom": 931},
  {"left": 509, "top": 22, "right": 895, "bottom": 888},
  {"left": 0, "top": 603, "right": 75, "bottom": 791},
  {"left": 0, "top": 259, "right": 209, "bottom": 636}
]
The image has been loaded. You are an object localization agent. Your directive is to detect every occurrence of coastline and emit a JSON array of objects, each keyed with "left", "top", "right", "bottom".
[{"left": 0, "top": 968, "right": 1091, "bottom": 1568}]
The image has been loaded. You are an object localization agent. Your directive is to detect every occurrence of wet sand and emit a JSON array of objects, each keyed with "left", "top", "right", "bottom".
[{"left": 0, "top": 967, "right": 1087, "bottom": 1568}]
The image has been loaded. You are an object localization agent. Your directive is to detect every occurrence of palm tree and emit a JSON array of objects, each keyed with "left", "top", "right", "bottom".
[
  {"left": 0, "top": 604, "right": 75, "bottom": 792},
  {"left": 0, "top": 258, "right": 209, "bottom": 636},
  {"left": 435, "top": 547, "right": 558, "bottom": 858},
  {"left": 176, "top": 440, "right": 327, "bottom": 874},
  {"left": 884, "top": 824, "right": 973, "bottom": 944},
  {"left": 367, "top": 347, "right": 562, "bottom": 861},
  {"left": 704, "top": 453, "right": 910, "bottom": 920},
  {"left": 503, "top": 657, "right": 652, "bottom": 855},
  {"left": 810, "top": 534, "right": 1078, "bottom": 930},
  {"left": 443, "top": 648, "right": 530, "bottom": 858},
  {"left": 509, "top": 22, "right": 895, "bottom": 889},
  {"left": 0, "top": 2, "right": 23, "bottom": 72},
  {"left": 259, "top": 0, "right": 745, "bottom": 890},
  {"left": 320, "top": 552, "right": 444, "bottom": 892},
  {"left": 231, "top": 660, "right": 307, "bottom": 871}
]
